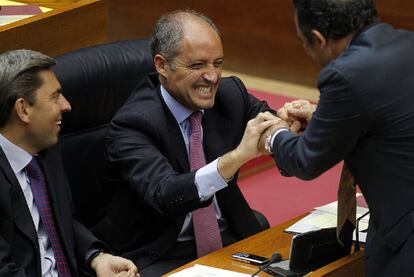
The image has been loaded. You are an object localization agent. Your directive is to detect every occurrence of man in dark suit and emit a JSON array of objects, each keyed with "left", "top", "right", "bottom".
[
  {"left": 0, "top": 49, "right": 139, "bottom": 277},
  {"left": 93, "top": 10, "right": 277, "bottom": 276},
  {"left": 258, "top": 0, "right": 414, "bottom": 275}
]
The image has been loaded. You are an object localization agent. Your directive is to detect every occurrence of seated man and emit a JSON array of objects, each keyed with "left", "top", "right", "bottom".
[
  {"left": 92, "top": 9, "right": 278, "bottom": 276},
  {"left": 0, "top": 49, "right": 138, "bottom": 277}
]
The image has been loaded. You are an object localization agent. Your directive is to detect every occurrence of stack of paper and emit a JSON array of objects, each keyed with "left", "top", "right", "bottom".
[
  {"left": 285, "top": 194, "right": 369, "bottom": 243},
  {"left": 0, "top": 0, "right": 51, "bottom": 26},
  {"left": 168, "top": 264, "right": 251, "bottom": 277}
]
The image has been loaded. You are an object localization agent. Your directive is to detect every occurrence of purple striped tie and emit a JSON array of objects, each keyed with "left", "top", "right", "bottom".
[
  {"left": 189, "top": 111, "right": 223, "bottom": 257},
  {"left": 26, "top": 158, "right": 71, "bottom": 277}
]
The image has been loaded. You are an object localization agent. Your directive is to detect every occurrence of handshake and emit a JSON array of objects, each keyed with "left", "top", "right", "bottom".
[{"left": 237, "top": 99, "right": 316, "bottom": 161}]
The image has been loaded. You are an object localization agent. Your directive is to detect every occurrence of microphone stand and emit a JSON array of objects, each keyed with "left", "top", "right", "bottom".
[
  {"left": 354, "top": 211, "right": 370, "bottom": 252},
  {"left": 250, "top": 252, "right": 282, "bottom": 277}
]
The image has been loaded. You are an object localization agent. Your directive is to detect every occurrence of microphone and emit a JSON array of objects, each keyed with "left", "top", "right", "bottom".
[
  {"left": 250, "top": 252, "right": 282, "bottom": 277},
  {"left": 354, "top": 210, "right": 370, "bottom": 252}
]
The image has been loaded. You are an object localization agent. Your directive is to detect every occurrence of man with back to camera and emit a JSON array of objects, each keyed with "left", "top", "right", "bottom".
[
  {"left": 91, "top": 9, "right": 281, "bottom": 276},
  {"left": 258, "top": 0, "right": 414, "bottom": 275},
  {"left": 0, "top": 49, "right": 139, "bottom": 277}
]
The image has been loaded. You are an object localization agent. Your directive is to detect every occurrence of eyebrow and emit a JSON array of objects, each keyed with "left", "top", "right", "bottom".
[{"left": 51, "top": 87, "right": 63, "bottom": 97}]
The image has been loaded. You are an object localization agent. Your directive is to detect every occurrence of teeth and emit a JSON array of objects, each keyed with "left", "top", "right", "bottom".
[
  {"left": 197, "top": 87, "right": 211, "bottom": 95},
  {"left": 57, "top": 121, "right": 62, "bottom": 125}
]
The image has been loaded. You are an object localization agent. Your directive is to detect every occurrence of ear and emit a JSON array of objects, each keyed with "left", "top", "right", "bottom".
[
  {"left": 154, "top": 54, "right": 169, "bottom": 78},
  {"left": 311, "top": 29, "right": 327, "bottom": 49},
  {"left": 14, "top": 98, "right": 31, "bottom": 124}
]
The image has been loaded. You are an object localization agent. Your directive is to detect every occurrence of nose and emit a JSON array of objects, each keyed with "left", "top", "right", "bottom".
[
  {"left": 60, "top": 95, "right": 72, "bottom": 113},
  {"left": 202, "top": 65, "right": 221, "bottom": 84}
]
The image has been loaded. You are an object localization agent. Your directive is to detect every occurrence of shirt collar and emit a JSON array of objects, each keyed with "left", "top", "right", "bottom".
[
  {"left": 0, "top": 133, "right": 33, "bottom": 174},
  {"left": 160, "top": 85, "right": 203, "bottom": 124}
]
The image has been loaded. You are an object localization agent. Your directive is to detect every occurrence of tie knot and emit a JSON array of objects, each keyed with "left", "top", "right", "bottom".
[
  {"left": 189, "top": 111, "right": 203, "bottom": 133},
  {"left": 26, "top": 157, "right": 42, "bottom": 178}
]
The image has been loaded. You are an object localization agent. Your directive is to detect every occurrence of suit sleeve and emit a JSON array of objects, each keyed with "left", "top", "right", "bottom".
[
  {"left": 0, "top": 234, "right": 27, "bottom": 276},
  {"left": 273, "top": 68, "right": 369, "bottom": 179}
]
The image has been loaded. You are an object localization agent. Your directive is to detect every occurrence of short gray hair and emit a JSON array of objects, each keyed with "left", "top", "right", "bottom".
[
  {"left": 0, "top": 49, "right": 56, "bottom": 127},
  {"left": 150, "top": 9, "right": 221, "bottom": 62}
]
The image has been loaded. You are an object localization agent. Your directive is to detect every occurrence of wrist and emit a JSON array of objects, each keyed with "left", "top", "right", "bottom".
[
  {"left": 265, "top": 132, "right": 274, "bottom": 154},
  {"left": 232, "top": 146, "right": 251, "bottom": 165},
  {"left": 218, "top": 149, "right": 248, "bottom": 180},
  {"left": 266, "top": 127, "right": 289, "bottom": 154},
  {"left": 89, "top": 250, "right": 105, "bottom": 271}
]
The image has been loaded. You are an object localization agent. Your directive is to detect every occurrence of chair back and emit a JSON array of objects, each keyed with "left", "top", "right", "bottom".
[{"left": 54, "top": 39, "right": 155, "bottom": 227}]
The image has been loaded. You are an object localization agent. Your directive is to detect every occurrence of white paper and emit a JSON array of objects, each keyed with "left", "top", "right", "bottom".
[
  {"left": 167, "top": 264, "right": 252, "bottom": 277},
  {"left": 285, "top": 198, "right": 369, "bottom": 243}
]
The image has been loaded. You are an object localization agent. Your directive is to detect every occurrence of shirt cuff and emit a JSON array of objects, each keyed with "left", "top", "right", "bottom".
[
  {"left": 270, "top": 128, "right": 289, "bottom": 148},
  {"left": 195, "top": 158, "right": 228, "bottom": 201}
]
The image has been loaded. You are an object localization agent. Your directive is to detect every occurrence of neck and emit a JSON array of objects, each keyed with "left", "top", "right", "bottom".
[
  {"left": 326, "top": 33, "right": 355, "bottom": 63},
  {"left": 0, "top": 125, "right": 37, "bottom": 156}
]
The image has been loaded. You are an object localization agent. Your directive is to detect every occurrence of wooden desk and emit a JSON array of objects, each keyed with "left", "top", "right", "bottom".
[
  {"left": 0, "top": 0, "right": 107, "bottom": 56},
  {"left": 165, "top": 216, "right": 364, "bottom": 276}
]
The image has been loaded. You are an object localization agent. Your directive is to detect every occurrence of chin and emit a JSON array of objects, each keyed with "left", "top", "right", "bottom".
[{"left": 198, "top": 101, "right": 215, "bottom": 110}]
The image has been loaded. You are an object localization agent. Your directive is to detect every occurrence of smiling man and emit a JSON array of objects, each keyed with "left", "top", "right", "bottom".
[
  {"left": 0, "top": 49, "right": 139, "bottom": 276},
  {"left": 92, "top": 9, "right": 277, "bottom": 276}
]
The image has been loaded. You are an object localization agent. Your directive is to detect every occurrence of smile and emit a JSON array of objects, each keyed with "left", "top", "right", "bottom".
[{"left": 195, "top": 86, "right": 212, "bottom": 96}]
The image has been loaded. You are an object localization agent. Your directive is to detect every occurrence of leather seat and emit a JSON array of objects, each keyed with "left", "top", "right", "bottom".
[{"left": 54, "top": 39, "right": 155, "bottom": 227}]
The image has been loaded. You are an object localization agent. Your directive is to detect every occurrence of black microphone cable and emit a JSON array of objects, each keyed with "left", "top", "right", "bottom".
[{"left": 250, "top": 252, "right": 282, "bottom": 277}]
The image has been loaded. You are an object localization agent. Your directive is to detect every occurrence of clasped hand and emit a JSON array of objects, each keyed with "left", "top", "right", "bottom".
[{"left": 241, "top": 99, "right": 316, "bottom": 157}]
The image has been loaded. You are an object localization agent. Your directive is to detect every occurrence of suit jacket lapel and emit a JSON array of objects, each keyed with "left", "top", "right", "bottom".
[
  {"left": 203, "top": 110, "right": 232, "bottom": 163},
  {"left": 157, "top": 88, "right": 190, "bottom": 173},
  {"left": 0, "top": 148, "right": 39, "bottom": 249}
]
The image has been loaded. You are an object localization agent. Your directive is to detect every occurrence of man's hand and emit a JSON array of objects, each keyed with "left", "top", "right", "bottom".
[
  {"left": 91, "top": 253, "right": 139, "bottom": 277},
  {"left": 217, "top": 112, "right": 282, "bottom": 180},
  {"left": 277, "top": 99, "right": 316, "bottom": 130},
  {"left": 235, "top": 112, "right": 284, "bottom": 161},
  {"left": 257, "top": 118, "right": 301, "bottom": 155}
]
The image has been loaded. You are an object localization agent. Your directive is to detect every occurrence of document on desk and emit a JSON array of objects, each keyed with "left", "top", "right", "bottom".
[
  {"left": 168, "top": 264, "right": 251, "bottom": 277},
  {"left": 285, "top": 195, "right": 369, "bottom": 243},
  {"left": 0, "top": 0, "right": 52, "bottom": 26}
]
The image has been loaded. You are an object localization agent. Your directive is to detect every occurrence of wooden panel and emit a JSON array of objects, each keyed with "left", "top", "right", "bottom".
[
  {"left": 0, "top": 0, "right": 107, "bottom": 57},
  {"left": 108, "top": 0, "right": 414, "bottom": 87},
  {"left": 17, "top": 0, "right": 83, "bottom": 9}
]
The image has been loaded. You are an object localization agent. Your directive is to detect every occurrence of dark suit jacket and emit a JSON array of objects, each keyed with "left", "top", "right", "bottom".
[
  {"left": 272, "top": 23, "right": 414, "bottom": 275},
  {"left": 0, "top": 145, "right": 104, "bottom": 276},
  {"left": 93, "top": 74, "right": 271, "bottom": 268}
]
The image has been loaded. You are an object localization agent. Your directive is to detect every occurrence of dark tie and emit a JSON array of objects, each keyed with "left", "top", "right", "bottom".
[
  {"left": 336, "top": 163, "right": 356, "bottom": 246},
  {"left": 26, "top": 158, "right": 71, "bottom": 277},
  {"left": 189, "top": 111, "right": 223, "bottom": 257}
]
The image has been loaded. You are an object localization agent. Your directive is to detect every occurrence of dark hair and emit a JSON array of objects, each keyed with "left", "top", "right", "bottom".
[
  {"left": 0, "top": 49, "right": 55, "bottom": 127},
  {"left": 150, "top": 9, "right": 220, "bottom": 62},
  {"left": 293, "top": 0, "right": 378, "bottom": 42}
]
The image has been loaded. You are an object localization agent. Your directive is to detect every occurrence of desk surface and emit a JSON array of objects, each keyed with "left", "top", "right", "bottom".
[
  {"left": 165, "top": 216, "right": 300, "bottom": 276},
  {"left": 0, "top": 0, "right": 107, "bottom": 56},
  {"left": 165, "top": 215, "right": 365, "bottom": 276}
]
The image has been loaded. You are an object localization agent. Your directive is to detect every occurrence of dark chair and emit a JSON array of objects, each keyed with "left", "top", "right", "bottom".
[{"left": 54, "top": 39, "right": 155, "bottom": 227}]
